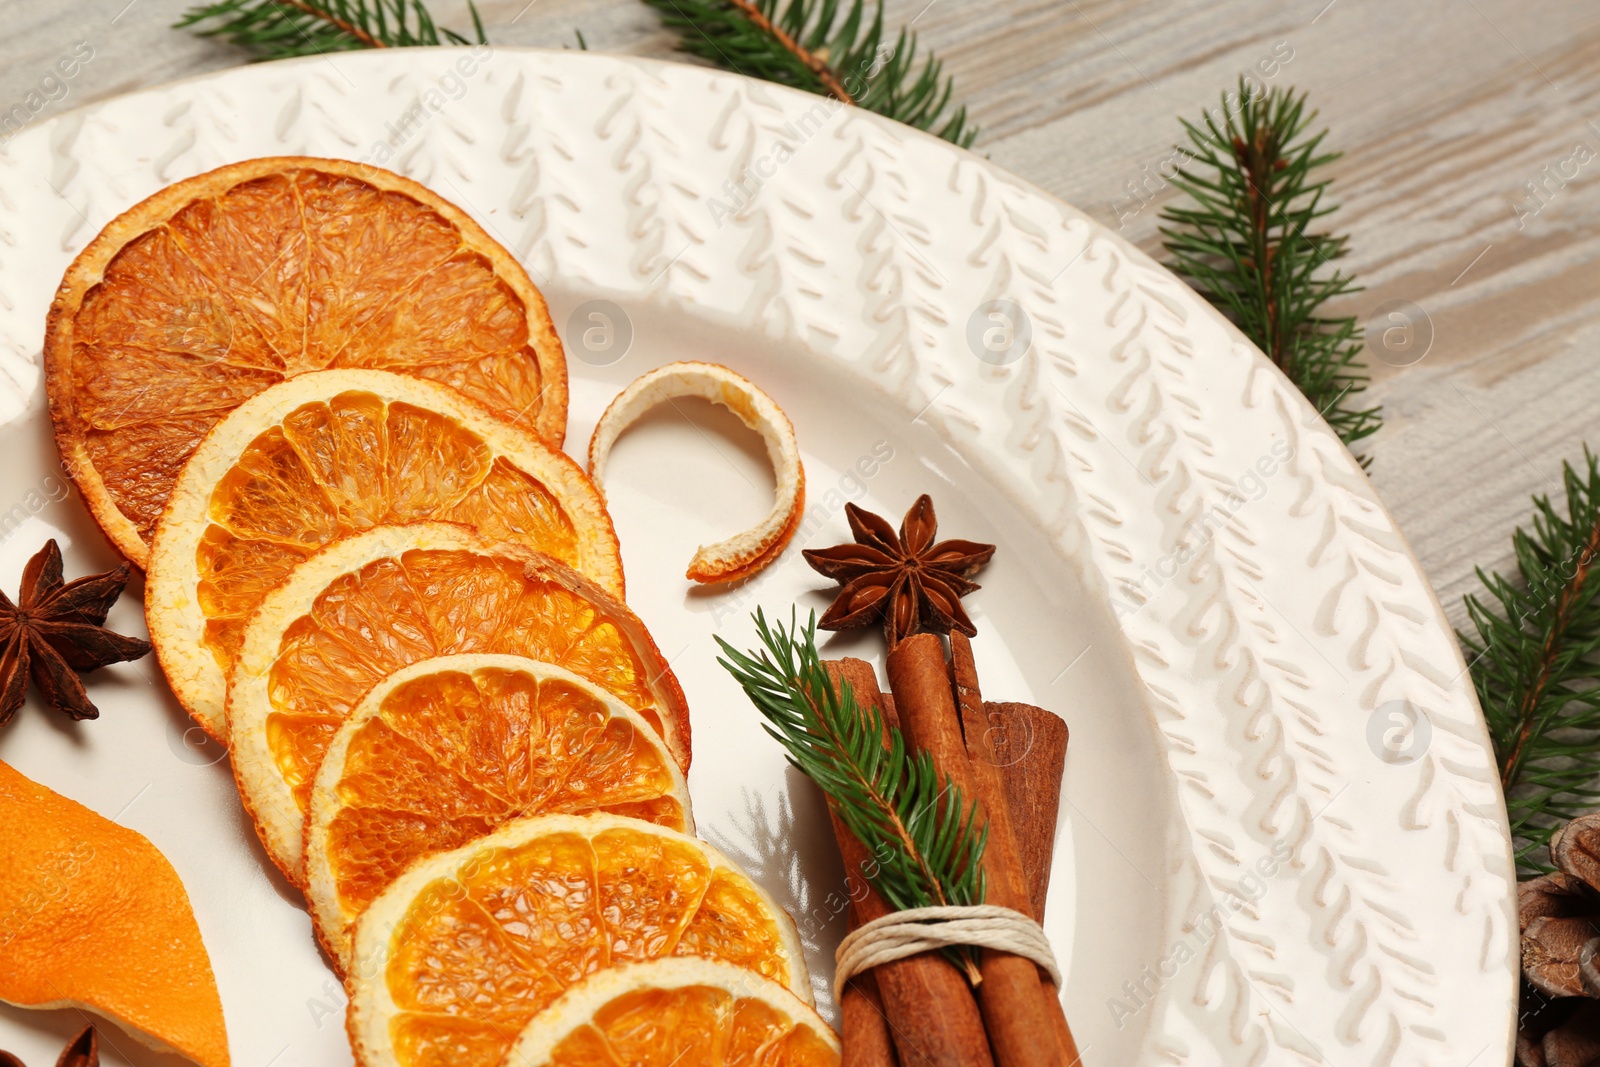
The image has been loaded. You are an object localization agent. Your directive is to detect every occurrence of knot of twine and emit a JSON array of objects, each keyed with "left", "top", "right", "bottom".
[{"left": 833, "top": 905, "right": 1061, "bottom": 997}]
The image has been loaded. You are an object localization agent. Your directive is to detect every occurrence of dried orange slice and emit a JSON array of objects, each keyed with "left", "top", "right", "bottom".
[
  {"left": 0, "top": 760, "right": 230, "bottom": 1067},
  {"left": 146, "top": 369, "right": 620, "bottom": 740},
  {"left": 226, "top": 523, "right": 691, "bottom": 881},
  {"left": 345, "top": 813, "right": 809, "bottom": 1067},
  {"left": 46, "top": 156, "right": 567, "bottom": 567},
  {"left": 504, "top": 960, "right": 840, "bottom": 1067},
  {"left": 305, "top": 653, "right": 694, "bottom": 970},
  {"left": 587, "top": 361, "right": 805, "bottom": 583}
]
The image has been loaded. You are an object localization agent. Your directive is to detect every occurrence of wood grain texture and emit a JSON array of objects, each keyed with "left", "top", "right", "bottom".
[{"left": 1, "top": 0, "right": 1594, "bottom": 622}]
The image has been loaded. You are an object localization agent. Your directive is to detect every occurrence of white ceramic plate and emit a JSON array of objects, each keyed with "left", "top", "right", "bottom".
[{"left": 0, "top": 48, "right": 1515, "bottom": 1067}]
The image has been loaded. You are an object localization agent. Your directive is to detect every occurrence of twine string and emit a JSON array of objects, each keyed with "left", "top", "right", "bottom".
[{"left": 833, "top": 904, "right": 1061, "bottom": 997}]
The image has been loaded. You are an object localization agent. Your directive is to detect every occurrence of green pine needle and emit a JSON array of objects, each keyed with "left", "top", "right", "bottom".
[
  {"left": 1463, "top": 447, "right": 1600, "bottom": 874},
  {"left": 176, "top": 0, "right": 485, "bottom": 60},
  {"left": 641, "top": 0, "right": 975, "bottom": 148},
  {"left": 1160, "top": 80, "right": 1381, "bottom": 461},
  {"left": 717, "top": 609, "right": 987, "bottom": 971}
]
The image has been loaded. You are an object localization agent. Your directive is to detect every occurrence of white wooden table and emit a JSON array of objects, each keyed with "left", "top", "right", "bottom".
[{"left": 4, "top": 0, "right": 1597, "bottom": 629}]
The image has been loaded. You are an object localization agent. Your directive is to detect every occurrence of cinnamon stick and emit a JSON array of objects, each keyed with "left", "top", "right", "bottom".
[
  {"left": 826, "top": 660, "right": 898, "bottom": 1067},
  {"left": 986, "top": 700, "right": 1076, "bottom": 1063},
  {"left": 886, "top": 635, "right": 1063, "bottom": 1067},
  {"left": 824, "top": 658, "right": 992, "bottom": 1067},
  {"left": 980, "top": 700, "right": 1068, "bottom": 919},
  {"left": 952, "top": 634, "right": 1080, "bottom": 1065},
  {"left": 828, "top": 804, "right": 899, "bottom": 1067},
  {"left": 839, "top": 969, "right": 896, "bottom": 1067}
]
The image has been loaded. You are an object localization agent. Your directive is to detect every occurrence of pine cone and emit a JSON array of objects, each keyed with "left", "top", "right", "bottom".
[{"left": 1520, "top": 813, "right": 1600, "bottom": 1066}]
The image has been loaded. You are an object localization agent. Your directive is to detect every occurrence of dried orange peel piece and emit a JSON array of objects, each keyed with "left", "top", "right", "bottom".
[
  {"left": 345, "top": 811, "right": 809, "bottom": 1067},
  {"left": 505, "top": 959, "right": 840, "bottom": 1066},
  {"left": 304, "top": 652, "right": 694, "bottom": 971},
  {"left": 0, "top": 760, "right": 230, "bottom": 1067},
  {"left": 587, "top": 361, "right": 804, "bottom": 583}
]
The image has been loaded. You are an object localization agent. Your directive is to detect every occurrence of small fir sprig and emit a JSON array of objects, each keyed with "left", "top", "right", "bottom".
[
  {"left": 1464, "top": 448, "right": 1600, "bottom": 873},
  {"left": 718, "top": 609, "right": 986, "bottom": 974},
  {"left": 641, "top": 0, "right": 975, "bottom": 147},
  {"left": 176, "top": 0, "right": 485, "bottom": 60},
  {"left": 1160, "top": 81, "right": 1381, "bottom": 460}
]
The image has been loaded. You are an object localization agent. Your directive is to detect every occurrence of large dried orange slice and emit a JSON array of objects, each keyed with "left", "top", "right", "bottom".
[
  {"left": 46, "top": 156, "right": 567, "bottom": 567},
  {"left": 305, "top": 653, "right": 693, "bottom": 970},
  {"left": 146, "top": 369, "right": 620, "bottom": 740},
  {"left": 0, "top": 760, "right": 230, "bottom": 1067},
  {"left": 226, "top": 523, "right": 690, "bottom": 881},
  {"left": 504, "top": 960, "right": 840, "bottom": 1067},
  {"left": 345, "top": 813, "right": 809, "bottom": 1067}
]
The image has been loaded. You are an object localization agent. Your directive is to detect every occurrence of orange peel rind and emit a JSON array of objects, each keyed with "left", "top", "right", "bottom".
[{"left": 587, "top": 361, "right": 805, "bottom": 584}]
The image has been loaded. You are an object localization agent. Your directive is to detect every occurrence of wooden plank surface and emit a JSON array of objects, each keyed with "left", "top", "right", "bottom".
[{"left": 3, "top": 0, "right": 1597, "bottom": 629}]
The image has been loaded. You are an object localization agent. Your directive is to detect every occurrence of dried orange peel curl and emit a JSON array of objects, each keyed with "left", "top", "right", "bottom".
[{"left": 588, "top": 361, "right": 804, "bottom": 583}]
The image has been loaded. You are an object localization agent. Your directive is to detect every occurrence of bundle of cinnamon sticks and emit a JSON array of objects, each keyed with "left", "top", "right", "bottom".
[{"left": 824, "top": 632, "right": 1078, "bottom": 1067}]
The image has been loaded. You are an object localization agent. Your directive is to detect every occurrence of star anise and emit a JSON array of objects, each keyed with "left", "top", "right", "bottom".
[
  {"left": 0, "top": 540, "right": 151, "bottom": 727},
  {"left": 802, "top": 495, "right": 995, "bottom": 647},
  {"left": 0, "top": 1025, "right": 98, "bottom": 1067}
]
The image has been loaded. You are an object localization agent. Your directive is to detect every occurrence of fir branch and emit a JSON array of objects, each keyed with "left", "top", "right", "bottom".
[
  {"left": 1464, "top": 448, "right": 1600, "bottom": 873},
  {"left": 1160, "top": 80, "right": 1381, "bottom": 460},
  {"left": 717, "top": 608, "right": 987, "bottom": 975},
  {"left": 176, "top": 0, "right": 485, "bottom": 60},
  {"left": 641, "top": 0, "right": 975, "bottom": 147}
]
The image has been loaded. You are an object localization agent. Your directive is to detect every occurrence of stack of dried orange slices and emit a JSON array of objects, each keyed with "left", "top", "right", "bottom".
[{"left": 46, "top": 157, "right": 837, "bottom": 1067}]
